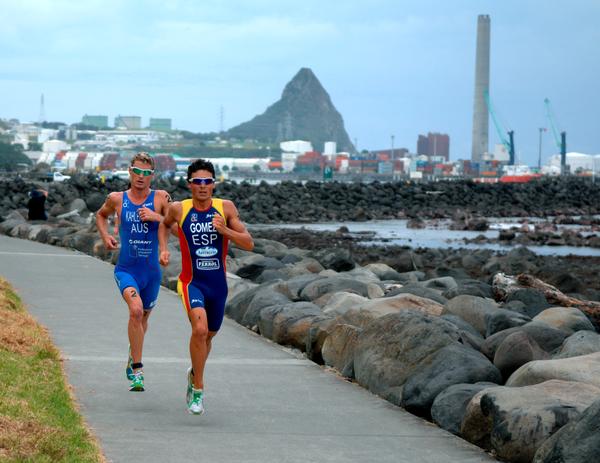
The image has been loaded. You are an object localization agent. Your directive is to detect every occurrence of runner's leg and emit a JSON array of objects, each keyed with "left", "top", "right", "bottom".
[
  {"left": 189, "top": 308, "right": 209, "bottom": 390},
  {"left": 123, "top": 287, "right": 145, "bottom": 366}
]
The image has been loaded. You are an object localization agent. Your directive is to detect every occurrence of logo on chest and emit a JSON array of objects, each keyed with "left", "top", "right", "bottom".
[{"left": 196, "top": 247, "right": 218, "bottom": 257}]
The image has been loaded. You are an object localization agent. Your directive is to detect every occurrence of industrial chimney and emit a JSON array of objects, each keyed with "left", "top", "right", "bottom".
[{"left": 470, "top": 15, "right": 491, "bottom": 164}]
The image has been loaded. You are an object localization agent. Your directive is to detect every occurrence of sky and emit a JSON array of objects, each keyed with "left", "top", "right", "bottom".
[{"left": 1, "top": 0, "right": 599, "bottom": 164}]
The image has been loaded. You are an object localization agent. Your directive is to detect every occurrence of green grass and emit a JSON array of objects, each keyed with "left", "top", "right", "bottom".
[{"left": 0, "top": 278, "right": 105, "bottom": 463}]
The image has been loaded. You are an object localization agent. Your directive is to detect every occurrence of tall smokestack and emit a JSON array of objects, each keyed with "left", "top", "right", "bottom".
[{"left": 471, "top": 14, "right": 490, "bottom": 163}]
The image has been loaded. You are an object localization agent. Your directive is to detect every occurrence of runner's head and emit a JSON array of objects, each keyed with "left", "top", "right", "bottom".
[
  {"left": 129, "top": 152, "right": 155, "bottom": 189},
  {"left": 187, "top": 159, "right": 215, "bottom": 181},
  {"left": 187, "top": 159, "right": 216, "bottom": 200}
]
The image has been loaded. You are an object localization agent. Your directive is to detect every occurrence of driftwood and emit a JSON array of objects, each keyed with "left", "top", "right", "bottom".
[{"left": 493, "top": 272, "right": 600, "bottom": 331}]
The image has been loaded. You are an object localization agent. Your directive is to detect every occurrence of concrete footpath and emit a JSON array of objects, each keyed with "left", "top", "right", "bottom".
[{"left": 0, "top": 235, "right": 496, "bottom": 462}]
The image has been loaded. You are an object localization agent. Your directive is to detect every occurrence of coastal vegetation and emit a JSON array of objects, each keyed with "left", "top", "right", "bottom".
[{"left": 0, "top": 278, "right": 104, "bottom": 462}]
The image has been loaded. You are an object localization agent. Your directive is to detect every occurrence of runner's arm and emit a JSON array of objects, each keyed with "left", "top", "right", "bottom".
[
  {"left": 158, "top": 201, "right": 182, "bottom": 266},
  {"left": 96, "top": 193, "right": 119, "bottom": 250},
  {"left": 159, "top": 190, "right": 179, "bottom": 236},
  {"left": 213, "top": 200, "right": 254, "bottom": 251}
]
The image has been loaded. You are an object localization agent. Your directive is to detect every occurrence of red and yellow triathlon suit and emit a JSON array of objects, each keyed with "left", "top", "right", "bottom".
[{"left": 177, "top": 198, "right": 229, "bottom": 331}]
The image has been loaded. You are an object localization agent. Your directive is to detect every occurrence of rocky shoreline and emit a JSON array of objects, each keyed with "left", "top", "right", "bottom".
[
  {"left": 2, "top": 176, "right": 600, "bottom": 462},
  {"left": 3, "top": 174, "right": 600, "bottom": 223}
]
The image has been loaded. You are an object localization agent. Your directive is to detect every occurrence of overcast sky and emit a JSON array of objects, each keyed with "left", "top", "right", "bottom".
[{"left": 1, "top": 0, "right": 599, "bottom": 164}]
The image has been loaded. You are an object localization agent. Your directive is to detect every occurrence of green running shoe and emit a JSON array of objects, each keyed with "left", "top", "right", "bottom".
[
  {"left": 125, "top": 346, "right": 134, "bottom": 381},
  {"left": 186, "top": 367, "right": 194, "bottom": 404},
  {"left": 188, "top": 388, "right": 204, "bottom": 415},
  {"left": 129, "top": 371, "right": 144, "bottom": 392}
]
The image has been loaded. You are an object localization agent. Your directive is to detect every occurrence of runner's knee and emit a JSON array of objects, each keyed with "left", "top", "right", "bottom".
[
  {"left": 129, "top": 306, "right": 144, "bottom": 323},
  {"left": 191, "top": 321, "right": 208, "bottom": 341}
]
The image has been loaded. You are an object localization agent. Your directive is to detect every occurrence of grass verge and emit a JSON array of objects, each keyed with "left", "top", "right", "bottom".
[{"left": 0, "top": 277, "right": 105, "bottom": 462}]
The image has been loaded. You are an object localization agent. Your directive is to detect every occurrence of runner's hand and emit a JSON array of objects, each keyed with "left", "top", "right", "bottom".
[
  {"left": 138, "top": 207, "right": 157, "bottom": 222},
  {"left": 159, "top": 250, "right": 170, "bottom": 266},
  {"left": 213, "top": 213, "right": 226, "bottom": 234},
  {"left": 103, "top": 235, "right": 118, "bottom": 250}
]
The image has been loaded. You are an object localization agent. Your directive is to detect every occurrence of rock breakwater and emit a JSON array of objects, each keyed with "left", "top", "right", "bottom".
[{"left": 3, "top": 174, "right": 600, "bottom": 223}]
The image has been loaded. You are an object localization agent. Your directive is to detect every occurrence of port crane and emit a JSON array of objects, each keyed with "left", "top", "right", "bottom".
[
  {"left": 484, "top": 90, "right": 515, "bottom": 165},
  {"left": 544, "top": 98, "right": 567, "bottom": 174}
]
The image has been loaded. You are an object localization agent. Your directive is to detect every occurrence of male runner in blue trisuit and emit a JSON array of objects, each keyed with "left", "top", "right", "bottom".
[
  {"left": 158, "top": 159, "right": 253, "bottom": 414},
  {"left": 97, "top": 152, "right": 172, "bottom": 391}
]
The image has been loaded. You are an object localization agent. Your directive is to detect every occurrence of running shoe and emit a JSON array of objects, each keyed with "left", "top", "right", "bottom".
[
  {"left": 129, "top": 371, "right": 144, "bottom": 392},
  {"left": 186, "top": 367, "right": 194, "bottom": 404},
  {"left": 188, "top": 388, "right": 204, "bottom": 415},
  {"left": 125, "top": 346, "right": 134, "bottom": 381}
]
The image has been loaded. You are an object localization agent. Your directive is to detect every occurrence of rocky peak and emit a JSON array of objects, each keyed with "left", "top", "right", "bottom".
[{"left": 227, "top": 68, "right": 354, "bottom": 152}]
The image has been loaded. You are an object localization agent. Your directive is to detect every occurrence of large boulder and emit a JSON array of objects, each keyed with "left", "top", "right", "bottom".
[
  {"left": 236, "top": 256, "right": 285, "bottom": 281},
  {"left": 384, "top": 284, "right": 448, "bottom": 305},
  {"left": 225, "top": 281, "right": 286, "bottom": 324},
  {"left": 279, "top": 273, "right": 326, "bottom": 300},
  {"left": 61, "top": 230, "right": 97, "bottom": 255},
  {"left": 481, "top": 321, "right": 570, "bottom": 360},
  {"left": 358, "top": 293, "right": 444, "bottom": 318},
  {"left": 364, "top": 263, "right": 404, "bottom": 281},
  {"left": 533, "top": 306, "right": 595, "bottom": 335},
  {"left": 67, "top": 198, "right": 89, "bottom": 214},
  {"left": 479, "top": 380, "right": 600, "bottom": 463},
  {"left": 85, "top": 192, "right": 105, "bottom": 212},
  {"left": 401, "top": 343, "right": 502, "bottom": 417},
  {"left": 442, "top": 295, "right": 500, "bottom": 336},
  {"left": 353, "top": 311, "right": 461, "bottom": 400},
  {"left": 505, "top": 288, "right": 551, "bottom": 318},
  {"left": 533, "top": 397, "right": 600, "bottom": 463},
  {"left": 321, "top": 324, "right": 362, "bottom": 378},
  {"left": 251, "top": 238, "right": 289, "bottom": 258},
  {"left": 27, "top": 223, "right": 53, "bottom": 242},
  {"left": 395, "top": 270, "right": 426, "bottom": 284},
  {"left": 506, "top": 351, "right": 600, "bottom": 388},
  {"left": 440, "top": 314, "right": 485, "bottom": 351},
  {"left": 493, "top": 331, "right": 550, "bottom": 379},
  {"left": 443, "top": 280, "right": 493, "bottom": 299},
  {"left": 241, "top": 287, "right": 292, "bottom": 329},
  {"left": 304, "top": 317, "right": 338, "bottom": 364},
  {"left": 554, "top": 330, "right": 600, "bottom": 359},
  {"left": 309, "top": 248, "right": 355, "bottom": 272},
  {"left": 300, "top": 276, "right": 382, "bottom": 301},
  {"left": 226, "top": 275, "right": 257, "bottom": 302},
  {"left": 461, "top": 388, "right": 494, "bottom": 449},
  {"left": 321, "top": 292, "right": 368, "bottom": 316},
  {"left": 266, "top": 302, "right": 326, "bottom": 350},
  {"left": 340, "top": 267, "right": 381, "bottom": 284},
  {"left": 418, "top": 276, "right": 458, "bottom": 292},
  {"left": 431, "top": 383, "right": 496, "bottom": 435},
  {"left": 485, "top": 308, "right": 531, "bottom": 337},
  {"left": 388, "top": 250, "right": 422, "bottom": 273}
]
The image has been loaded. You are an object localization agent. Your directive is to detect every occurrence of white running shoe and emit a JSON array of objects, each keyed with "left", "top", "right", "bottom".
[{"left": 188, "top": 388, "right": 204, "bottom": 415}]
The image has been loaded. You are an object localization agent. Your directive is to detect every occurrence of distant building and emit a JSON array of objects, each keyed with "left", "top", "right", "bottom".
[
  {"left": 42, "top": 139, "right": 69, "bottom": 154},
  {"left": 114, "top": 116, "right": 142, "bottom": 130},
  {"left": 82, "top": 115, "right": 108, "bottom": 128},
  {"left": 416, "top": 132, "right": 450, "bottom": 160},
  {"left": 371, "top": 148, "right": 409, "bottom": 160},
  {"left": 548, "top": 152, "right": 600, "bottom": 174},
  {"left": 280, "top": 140, "right": 313, "bottom": 153},
  {"left": 149, "top": 118, "right": 172, "bottom": 131},
  {"left": 323, "top": 141, "right": 337, "bottom": 155}
]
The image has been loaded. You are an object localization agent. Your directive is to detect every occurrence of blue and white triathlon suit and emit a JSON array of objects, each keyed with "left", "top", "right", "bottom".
[{"left": 114, "top": 190, "right": 162, "bottom": 310}]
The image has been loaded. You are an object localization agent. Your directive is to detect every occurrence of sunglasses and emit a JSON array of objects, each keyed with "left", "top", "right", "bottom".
[
  {"left": 130, "top": 167, "right": 154, "bottom": 177},
  {"left": 189, "top": 177, "right": 215, "bottom": 186}
]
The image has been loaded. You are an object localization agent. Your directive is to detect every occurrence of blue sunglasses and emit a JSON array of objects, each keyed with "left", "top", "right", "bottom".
[{"left": 189, "top": 177, "right": 215, "bottom": 186}]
